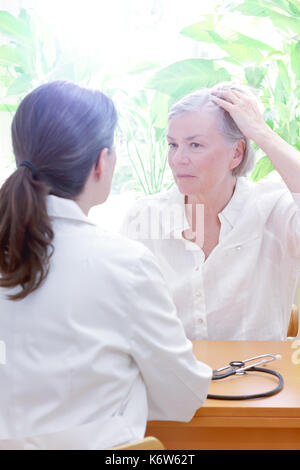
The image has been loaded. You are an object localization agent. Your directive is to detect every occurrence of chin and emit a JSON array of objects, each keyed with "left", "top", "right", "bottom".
[{"left": 175, "top": 179, "right": 201, "bottom": 195}]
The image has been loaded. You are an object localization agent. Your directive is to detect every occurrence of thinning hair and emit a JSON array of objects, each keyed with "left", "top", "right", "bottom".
[{"left": 168, "top": 82, "right": 259, "bottom": 176}]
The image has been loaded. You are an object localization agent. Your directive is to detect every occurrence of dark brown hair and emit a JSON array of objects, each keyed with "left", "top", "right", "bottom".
[{"left": 0, "top": 81, "right": 117, "bottom": 300}]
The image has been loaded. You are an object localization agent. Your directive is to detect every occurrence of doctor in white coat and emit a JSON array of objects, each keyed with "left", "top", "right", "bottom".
[{"left": 0, "top": 81, "right": 212, "bottom": 450}]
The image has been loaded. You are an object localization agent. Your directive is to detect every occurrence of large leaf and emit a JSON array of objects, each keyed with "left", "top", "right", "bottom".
[
  {"left": 205, "top": 31, "right": 264, "bottom": 63},
  {"left": 269, "top": 10, "right": 300, "bottom": 32},
  {"left": 218, "top": 42, "right": 264, "bottom": 63},
  {"left": 245, "top": 66, "right": 266, "bottom": 87},
  {"left": 291, "top": 41, "right": 300, "bottom": 80},
  {"left": 287, "top": 0, "right": 300, "bottom": 16},
  {"left": 235, "top": 2, "right": 271, "bottom": 16},
  {"left": 0, "top": 10, "right": 31, "bottom": 43},
  {"left": 180, "top": 16, "right": 217, "bottom": 43},
  {"left": 265, "top": 0, "right": 300, "bottom": 16},
  {"left": 0, "top": 45, "right": 27, "bottom": 68},
  {"left": 6, "top": 74, "right": 33, "bottom": 96},
  {"left": 277, "top": 60, "right": 291, "bottom": 92},
  {"left": 0, "top": 75, "right": 13, "bottom": 86},
  {"left": 0, "top": 104, "right": 18, "bottom": 112},
  {"left": 289, "top": 119, "right": 300, "bottom": 146},
  {"left": 150, "top": 92, "right": 170, "bottom": 129},
  {"left": 274, "top": 60, "right": 291, "bottom": 105},
  {"left": 251, "top": 156, "right": 275, "bottom": 181},
  {"left": 228, "top": 32, "right": 277, "bottom": 51},
  {"left": 234, "top": 1, "right": 300, "bottom": 32},
  {"left": 147, "top": 59, "right": 231, "bottom": 100}
]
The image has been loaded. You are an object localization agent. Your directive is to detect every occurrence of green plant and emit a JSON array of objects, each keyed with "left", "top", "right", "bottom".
[
  {"left": 146, "top": 0, "right": 300, "bottom": 182},
  {"left": 0, "top": 8, "right": 106, "bottom": 112},
  {"left": 116, "top": 88, "right": 174, "bottom": 194},
  {"left": 0, "top": 9, "right": 58, "bottom": 113}
]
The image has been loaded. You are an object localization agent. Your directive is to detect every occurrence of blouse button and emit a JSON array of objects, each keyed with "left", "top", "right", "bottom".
[{"left": 236, "top": 245, "right": 242, "bottom": 251}]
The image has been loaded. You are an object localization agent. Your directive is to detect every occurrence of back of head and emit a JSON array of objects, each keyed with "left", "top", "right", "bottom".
[
  {"left": 0, "top": 80, "right": 117, "bottom": 300},
  {"left": 168, "top": 82, "right": 259, "bottom": 176}
]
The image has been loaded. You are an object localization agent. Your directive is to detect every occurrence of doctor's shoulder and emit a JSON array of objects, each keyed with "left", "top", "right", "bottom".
[
  {"left": 119, "top": 188, "right": 174, "bottom": 236},
  {"left": 86, "top": 226, "right": 158, "bottom": 274}
]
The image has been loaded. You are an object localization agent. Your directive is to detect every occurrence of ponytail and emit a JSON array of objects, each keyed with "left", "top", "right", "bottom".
[{"left": 0, "top": 166, "right": 54, "bottom": 300}]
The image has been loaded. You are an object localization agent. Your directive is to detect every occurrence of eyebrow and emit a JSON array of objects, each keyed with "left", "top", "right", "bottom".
[{"left": 166, "top": 134, "right": 205, "bottom": 141}]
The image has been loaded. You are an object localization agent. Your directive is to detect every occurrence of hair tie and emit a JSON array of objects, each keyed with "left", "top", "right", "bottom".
[{"left": 19, "top": 161, "right": 38, "bottom": 179}]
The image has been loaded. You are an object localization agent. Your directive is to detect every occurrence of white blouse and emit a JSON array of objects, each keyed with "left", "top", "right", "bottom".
[
  {"left": 0, "top": 195, "right": 212, "bottom": 450},
  {"left": 120, "top": 176, "right": 300, "bottom": 340}
]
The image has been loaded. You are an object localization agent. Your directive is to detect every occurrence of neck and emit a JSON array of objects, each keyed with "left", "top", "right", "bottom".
[
  {"left": 185, "top": 176, "right": 237, "bottom": 232},
  {"left": 186, "top": 176, "right": 237, "bottom": 215}
]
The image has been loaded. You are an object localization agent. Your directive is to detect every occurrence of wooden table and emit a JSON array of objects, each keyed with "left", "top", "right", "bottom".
[{"left": 146, "top": 340, "right": 300, "bottom": 450}]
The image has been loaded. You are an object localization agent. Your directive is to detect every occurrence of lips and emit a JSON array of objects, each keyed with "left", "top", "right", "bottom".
[{"left": 176, "top": 174, "right": 195, "bottom": 178}]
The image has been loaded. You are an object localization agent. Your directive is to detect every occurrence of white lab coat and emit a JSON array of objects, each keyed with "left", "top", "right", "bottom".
[{"left": 0, "top": 195, "right": 212, "bottom": 450}]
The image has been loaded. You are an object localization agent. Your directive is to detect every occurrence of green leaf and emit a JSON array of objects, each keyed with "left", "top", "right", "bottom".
[
  {"left": 251, "top": 156, "right": 275, "bottom": 181},
  {"left": 0, "top": 104, "right": 18, "bottom": 112},
  {"left": 0, "top": 45, "right": 27, "bottom": 68},
  {"left": 291, "top": 41, "right": 300, "bottom": 80},
  {"left": 146, "top": 59, "right": 231, "bottom": 100},
  {"left": 287, "top": 0, "right": 300, "bottom": 16},
  {"left": 227, "top": 32, "right": 277, "bottom": 52},
  {"left": 276, "top": 124, "right": 290, "bottom": 141},
  {"left": 235, "top": 2, "right": 270, "bottom": 17},
  {"left": 217, "top": 42, "right": 264, "bottom": 63},
  {"left": 274, "top": 60, "right": 291, "bottom": 105},
  {"left": 275, "top": 101, "right": 291, "bottom": 121},
  {"left": 150, "top": 92, "right": 169, "bottom": 129},
  {"left": 289, "top": 119, "right": 300, "bottom": 145},
  {"left": 0, "top": 75, "right": 13, "bottom": 86},
  {"left": 6, "top": 74, "right": 32, "bottom": 96},
  {"left": 263, "top": 108, "right": 276, "bottom": 129},
  {"left": 269, "top": 11, "right": 300, "bottom": 33},
  {"left": 277, "top": 60, "right": 291, "bottom": 92},
  {"left": 0, "top": 10, "right": 31, "bottom": 43},
  {"left": 180, "top": 19, "right": 217, "bottom": 43},
  {"left": 180, "top": 15, "right": 216, "bottom": 39},
  {"left": 205, "top": 31, "right": 264, "bottom": 62},
  {"left": 245, "top": 66, "right": 266, "bottom": 87},
  {"left": 265, "top": 0, "right": 300, "bottom": 16}
]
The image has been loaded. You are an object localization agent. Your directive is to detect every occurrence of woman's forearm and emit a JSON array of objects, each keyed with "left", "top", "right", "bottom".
[{"left": 254, "top": 126, "right": 300, "bottom": 193}]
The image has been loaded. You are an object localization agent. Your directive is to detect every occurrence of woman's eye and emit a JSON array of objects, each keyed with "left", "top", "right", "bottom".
[
  {"left": 190, "top": 142, "right": 202, "bottom": 149},
  {"left": 168, "top": 143, "right": 177, "bottom": 150}
]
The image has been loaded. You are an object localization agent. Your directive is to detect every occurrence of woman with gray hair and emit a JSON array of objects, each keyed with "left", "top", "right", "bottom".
[{"left": 121, "top": 83, "right": 300, "bottom": 341}]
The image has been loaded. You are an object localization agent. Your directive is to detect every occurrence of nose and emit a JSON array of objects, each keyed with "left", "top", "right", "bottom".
[{"left": 169, "top": 144, "right": 189, "bottom": 166}]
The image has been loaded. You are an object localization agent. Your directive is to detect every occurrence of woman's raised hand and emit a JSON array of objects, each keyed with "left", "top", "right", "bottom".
[{"left": 211, "top": 88, "right": 270, "bottom": 142}]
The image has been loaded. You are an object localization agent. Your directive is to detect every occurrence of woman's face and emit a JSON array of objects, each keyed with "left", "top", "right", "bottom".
[{"left": 167, "top": 109, "right": 239, "bottom": 195}]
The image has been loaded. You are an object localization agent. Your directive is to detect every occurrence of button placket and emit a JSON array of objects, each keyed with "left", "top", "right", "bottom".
[{"left": 191, "top": 262, "right": 207, "bottom": 336}]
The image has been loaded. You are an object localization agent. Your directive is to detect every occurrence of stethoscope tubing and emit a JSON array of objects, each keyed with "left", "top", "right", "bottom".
[{"left": 207, "top": 366, "right": 284, "bottom": 400}]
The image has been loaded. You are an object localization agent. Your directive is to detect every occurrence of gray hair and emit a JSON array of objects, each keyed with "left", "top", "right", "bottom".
[{"left": 168, "top": 82, "right": 258, "bottom": 176}]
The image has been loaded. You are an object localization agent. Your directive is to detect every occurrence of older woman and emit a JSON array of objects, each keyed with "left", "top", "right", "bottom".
[{"left": 121, "top": 83, "right": 300, "bottom": 341}]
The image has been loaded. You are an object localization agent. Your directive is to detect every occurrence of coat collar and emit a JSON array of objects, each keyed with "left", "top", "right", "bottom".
[
  {"left": 161, "top": 177, "right": 253, "bottom": 238},
  {"left": 46, "top": 195, "right": 97, "bottom": 227}
]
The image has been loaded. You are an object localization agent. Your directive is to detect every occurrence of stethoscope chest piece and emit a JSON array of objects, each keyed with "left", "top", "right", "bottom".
[
  {"left": 229, "top": 361, "right": 245, "bottom": 375},
  {"left": 207, "top": 353, "right": 284, "bottom": 400}
]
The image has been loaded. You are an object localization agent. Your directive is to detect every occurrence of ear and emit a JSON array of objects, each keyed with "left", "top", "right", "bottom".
[
  {"left": 93, "top": 148, "right": 109, "bottom": 180},
  {"left": 229, "top": 139, "right": 246, "bottom": 171}
]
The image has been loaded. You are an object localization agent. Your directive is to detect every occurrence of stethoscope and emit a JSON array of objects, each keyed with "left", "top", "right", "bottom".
[{"left": 207, "top": 353, "right": 284, "bottom": 400}]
